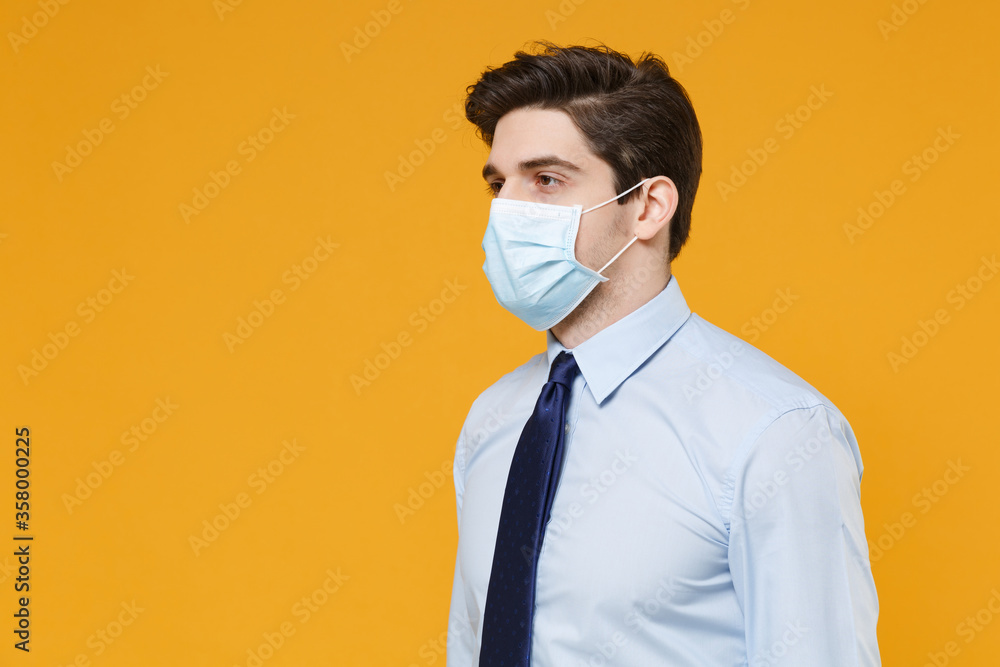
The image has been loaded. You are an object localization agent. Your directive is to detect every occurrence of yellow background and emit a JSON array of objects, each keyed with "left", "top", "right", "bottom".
[{"left": 1, "top": 0, "right": 998, "bottom": 664}]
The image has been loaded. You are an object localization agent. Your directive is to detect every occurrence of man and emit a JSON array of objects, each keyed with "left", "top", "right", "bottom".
[{"left": 447, "top": 42, "right": 880, "bottom": 666}]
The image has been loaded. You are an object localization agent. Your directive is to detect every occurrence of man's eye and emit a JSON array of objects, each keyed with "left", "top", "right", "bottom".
[
  {"left": 486, "top": 182, "right": 503, "bottom": 197},
  {"left": 539, "top": 175, "right": 560, "bottom": 187}
]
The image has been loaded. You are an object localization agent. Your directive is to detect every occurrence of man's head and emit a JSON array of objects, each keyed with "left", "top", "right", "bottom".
[{"left": 466, "top": 42, "right": 702, "bottom": 263}]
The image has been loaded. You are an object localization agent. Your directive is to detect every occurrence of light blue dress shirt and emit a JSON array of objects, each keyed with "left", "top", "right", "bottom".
[{"left": 447, "top": 277, "right": 880, "bottom": 666}]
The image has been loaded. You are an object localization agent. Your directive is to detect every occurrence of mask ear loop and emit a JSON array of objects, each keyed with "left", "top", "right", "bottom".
[
  {"left": 597, "top": 235, "right": 640, "bottom": 275},
  {"left": 586, "top": 178, "right": 650, "bottom": 275},
  {"left": 582, "top": 178, "right": 650, "bottom": 214}
]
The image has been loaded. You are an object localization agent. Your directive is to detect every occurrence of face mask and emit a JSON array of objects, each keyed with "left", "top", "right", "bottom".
[{"left": 482, "top": 178, "right": 649, "bottom": 331}]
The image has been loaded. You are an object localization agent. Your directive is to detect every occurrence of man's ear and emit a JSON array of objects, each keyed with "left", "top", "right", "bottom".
[{"left": 634, "top": 176, "right": 678, "bottom": 241}]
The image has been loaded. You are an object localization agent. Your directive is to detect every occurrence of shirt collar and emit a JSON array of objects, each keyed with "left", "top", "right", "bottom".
[{"left": 546, "top": 276, "right": 691, "bottom": 405}]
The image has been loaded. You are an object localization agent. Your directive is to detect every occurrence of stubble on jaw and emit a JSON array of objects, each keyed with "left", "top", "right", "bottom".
[{"left": 555, "top": 204, "right": 636, "bottom": 342}]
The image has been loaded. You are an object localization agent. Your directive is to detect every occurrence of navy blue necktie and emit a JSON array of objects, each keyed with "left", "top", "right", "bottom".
[{"left": 480, "top": 351, "right": 580, "bottom": 666}]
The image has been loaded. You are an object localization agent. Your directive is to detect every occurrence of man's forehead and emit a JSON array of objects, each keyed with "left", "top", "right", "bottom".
[{"left": 488, "top": 108, "right": 595, "bottom": 171}]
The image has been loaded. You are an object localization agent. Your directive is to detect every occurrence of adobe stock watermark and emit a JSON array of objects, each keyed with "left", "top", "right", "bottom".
[
  {"left": 0, "top": 556, "right": 17, "bottom": 585},
  {"left": 878, "top": 0, "right": 932, "bottom": 40},
  {"left": 223, "top": 235, "right": 339, "bottom": 352},
  {"left": 384, "top": 101, "right": 465, "bottom": 191},
  {"left": 340, "top": 0, "right": 412, "bottom": 63},
  {"left": 213, "top": 0, "right": 245, "bottom": 20},
  {"left": 54, "top": 600, "right": 145, "bottom": 666},
  {"left": 17, "top": 268, "right": 134, "bottom": 386},
  {"left": 61, "top": 397, "right": 179, "bottom": 514},
  {"left": 410, "top": 621, "right": 474, "bottom": 667},
  {"left": 669, "top": 0, "right": 752, "bottom": 73},
  {"left": 397, "top": 404, "right": 512, "bottom": 524},
  {"left": 51, "top": 66, "right": 169, "bottom": 182},
  {"left": 179, "top": 107, "right": 295, "bottom": 223},
  {"left": 683, "top": 340, "right": 746, "bottom": 403},
  {"left": 869, "top": 459, "right": 970, "bottom": 562},
  {"left": 843, "top": 126, "right": 959, "bottom": 243},
  {"left": 736, "top": 422, "right": 835, "bottom": 522},
  {"left": 350, "top": 277, "right": 467, "bottom": 395},
  {"left": 741, "top": 288, "right": 799, "bottom": 343},
  {"left": 684, "top": 289, "right": 798, "bottom": 403},
  {"left": 887, "top": 254, "right": 997, "bottom": 372},
  {"left": 750, "top": 620, "right": 810, "bottom": 666},
  {"left": 717, "top": 85, "right": 834, "bottom": 202},
  {"left": 393, "top": 458, "right": 454, "bottom": 524},
  {"left": 395, "top": 406, "right": 509, "bottom": 523},
  {"left": 575, "top": 253, "right": 665, "bottom": 342},
  {"left": 544, "top": 0, "right": 587, "bottom": 30},
  {"left": 7, "top": 0, "right": 71, "bottom": 54},
  {"left": 188, "top": 438, "right": 305, "bottom": 556},
  {"left": 921, "top": 586, "right": 1000, "bottom": 667},
  {"left": 581, "top": 576, "right": 682, "bottom": 666},
  {"left": 522, "top": 448, "right": 639, "bottom": 563},
  {"left": 233, "top": 567, "right": 349, "bottom": 667}
]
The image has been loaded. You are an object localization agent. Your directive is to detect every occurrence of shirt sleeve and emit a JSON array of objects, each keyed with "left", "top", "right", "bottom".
[
  {"left": 727, "top": 404, "right": 881, "bottom": 666},
  {"left": 447, "top": 428, "right": 475, "bottom": 666}
]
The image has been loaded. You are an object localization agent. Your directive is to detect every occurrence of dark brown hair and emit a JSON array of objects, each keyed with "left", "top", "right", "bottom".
[{"left": 466, "top": 42, "right": 702, "bottom": 261}]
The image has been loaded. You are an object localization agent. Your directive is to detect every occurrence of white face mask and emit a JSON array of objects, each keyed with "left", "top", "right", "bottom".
[{"left": 481, "top": 179, "right": 649, "bottom": 331}]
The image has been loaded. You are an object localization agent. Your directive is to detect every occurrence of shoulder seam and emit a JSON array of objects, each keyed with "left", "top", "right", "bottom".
[{"left": 716, "top": 402, "right": 835, "bottom": 532}]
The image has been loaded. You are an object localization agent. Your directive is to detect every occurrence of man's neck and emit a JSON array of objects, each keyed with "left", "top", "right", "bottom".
[{"left": 551, "top": 259, "right": 671, "bottom": 349}]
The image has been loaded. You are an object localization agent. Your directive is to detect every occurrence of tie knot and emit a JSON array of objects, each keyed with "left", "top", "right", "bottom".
[{"left": 548, "top": 351, "right": 579, "bottom": 388}]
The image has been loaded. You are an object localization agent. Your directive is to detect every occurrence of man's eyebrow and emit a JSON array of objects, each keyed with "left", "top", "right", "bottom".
[{"left": 482, "top": 155, "right": 582, "bottom": 181}]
